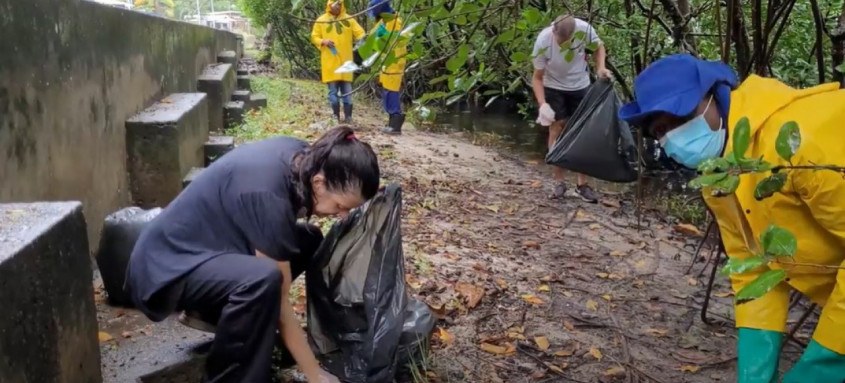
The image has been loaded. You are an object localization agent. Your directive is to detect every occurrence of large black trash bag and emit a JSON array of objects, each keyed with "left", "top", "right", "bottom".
[
  {"left": 545, "top": 78, "right": 638, "bottom": 183},
  {"left": 95, "top": 206, "right": 162, "bottom": 306},
  {"left": 306, "top": 183, "right": 435, "bottom": 383}
]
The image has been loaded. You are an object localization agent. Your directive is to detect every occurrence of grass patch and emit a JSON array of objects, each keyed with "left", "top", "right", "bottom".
[{"left": 661, "top": 193, "right": 707, "bottom": 226}]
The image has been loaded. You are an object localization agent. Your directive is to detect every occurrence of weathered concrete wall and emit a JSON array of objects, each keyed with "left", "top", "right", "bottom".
[{"left": 0, "top": 0, "right": 238, "bottom": 252}]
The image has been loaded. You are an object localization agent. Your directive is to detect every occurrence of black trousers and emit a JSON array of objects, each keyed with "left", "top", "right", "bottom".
[{"left": 177, "top": 223, "right": 324, "bottom": 383}]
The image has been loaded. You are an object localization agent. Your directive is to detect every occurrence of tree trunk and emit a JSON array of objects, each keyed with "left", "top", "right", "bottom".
[
  {"left": 625, "top": 0, "right": 644, "bottom": 74},
  {"left": 809, "top": 0, "right": 826, "bottom": 84},
  {"left": 258, "top": 22, "right": 274, "bottom": 64},
  {"left": 831, "top": 5, "right": 845, "bottom": 88},
  {"left": 731, "top": 0, "right": 752, "bottom": 78},
  {"left": 751, "top": 0, "right": 768, "bottom": 75}
]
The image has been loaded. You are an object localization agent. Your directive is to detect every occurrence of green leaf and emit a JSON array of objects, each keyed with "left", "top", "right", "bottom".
[
  {"left": 753, "top": 172, "right": 787, "bottom": 201},
  {"left": 380, "top": 13, "right": 396, "bottom": 22},
  {"left": 415, "top": 91, "right": 448, "bottom": 104},
  {"left": 688, "top": 173, "right": 728, "bottom": 189},
  {"left": 446, "top": 94, "right": 464, "bottom": 106},
  {"left": 358, "top": 33, "right": 379, "bottom": 59},
  {"left": 335, "top": 22, "right": 343, "bottom": 34},
  {"left": 732, "top": 117, "right": 751, "bottom": 160},
  {"left": 510, "top": 51, "right": 529, "bottom": 63},
  {"left": 760, "top": 225, "right": 797, "bottom": 257},
  {"left": 585, "top": 42, "right": 599, "bottom": 52},
  {"left": 720, "top": 256, "right": 767, "bottom": 276},
  {"left": 507, "top": 76, "right": 523, "bottom": 92},
  {"left": 711, "top": 174, "right": 740, "bottom": 196},
  {"left": 522, "top": 7, "right": 542, "bottom": 24},
  {"left": 836, "top": 63, "right": 845, "bottom": 73},
  {"left": 735, "top": 269, "right": 787, "bottom": 302},
  {"left": 446, "top": 44, "right": 470, "bottom": 72},
  {"left": 485, "top": 95, "right": 500, "bottom": 108},
  {"left": 697, "top": 157, "right": 731, "bottom": 174},
  {"left": 573, "top": 30, "right": 586, "bottom": 41},
  {"left": 495, "top": 29, "right": 515, "bottom": 44},
  {"left": 325, "top": 24, "right": 333, "bottom": 33},
  {"left": 737, "top": 157, "right": 773, "bottom": 172},
  {"left": 428, "top": 74, "right": 451, "bottom": 85},
  {"left": 341, "top": 19, "right": 350, "bottom": 27},
  {"left": 775, "top": 121, "right": 801, "bottom": 162},
  {"left": 292, "top": 0, "right": 305, "bottom": 12},
  {"left": 454, "top": 15, "right": 468, "bottom": 25},
  {"left": 564, "top": 49, "right": 575, "bottom": 62}
]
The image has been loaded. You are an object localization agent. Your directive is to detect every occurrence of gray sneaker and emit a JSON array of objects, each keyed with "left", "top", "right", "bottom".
[
  {"left": 178, "top": 311, "right": 217, "bottom": 333},
  {"left": 576, "top": 184, "right": 599, "bottom": 204},
  {"left": 550, "top": 182, "right": 567, "bottom": 199}
]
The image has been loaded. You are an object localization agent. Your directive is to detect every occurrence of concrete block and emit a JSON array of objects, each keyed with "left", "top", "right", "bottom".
[
  {"left": 182, "top": 167, "right": 204, "bottom": 189},
  {"left": 235, "top": 34, "right": 244, "bottom": 59},
  {"left": 231, "top": 89, "right": 251, "bottom": 103},
  {"left": 236, "top": 68, "right": 248, "bottom": 76},
  {"left": 0, "top": 202, "right": 102, "bottom": 383},
  {"left": 236, "top": 75, "right": 251, "bottom": 91},
  {"left": 204, "top": 136, "right": 235, "bottom": 166},
  {"left": 248, "top": 93, "right": 268, "bottom": 111},
  {"left": 197, "top": 63, "right": 236, "bottom": 133},
  {"left": 126, "top": 93, "right": 209, "bottom": 208},
  {"left": 217, "top": 50, "right": 237, "bottom": 66},
  {"left": 224, "top": 100, "right": 245, "bottom": 129}
]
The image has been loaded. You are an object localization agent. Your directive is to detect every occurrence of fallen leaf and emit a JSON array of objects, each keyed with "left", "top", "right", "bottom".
[
  {"left": 455, "top": 282, "right": 485, "bottom": 308},
  {"left": 562, "top": 291, "right": 573, "bottom": 297},
  {"left": 604, "top": 366, "right": 627, "bottom": 377},
  {"left": 522, "top": 240, "right": 541, "bottom": 250},
  {"left": 553, "top": 342, "right": 577, "bottom": 356},
  {"left": 601, "top": 199, "right": 621, "bottom": 208},
  {"left": 645, "top": 328, "right": 669, "bottom": 337},
  {"left": 679, "top": 365, "right": 701, "bottom": 373},
  {"left": 504, "top": 342, "right": 517, "bottom": 354},
  {"left": 547, "top": 363, "right": 566, "bottom": 374},
  {"left": 563, "top": 320, "right": 576, "bottom": 331},
  {"left": 508, "top": 326, "right": 525, "bottom": 334},
  {"left": 714, "top": 291, "right": 733, "bottom": 298},
  {"left": 530, "top": 180, "right": 543, "bottom": 188},
  {"left": 596, "top": 272, "right": 609, "bottom": 279},
  {"left": 531, "top": 370, "right": 546, "bottom": 379},
  {"left": 98, "top": 332, "right": 114, "bottom": 343},
  {"left": 609, "top": 250, "right": 627, "bottom": 257},
  {"left": 121, "top": 331, "right": 132, "bottom": 339},
  {"left": 634, "top": 259, "right": 648, "bottom": 270},
  {"left": 589, "top": 347, "right": 603, "bottom": 360},
  {"left": 538, "top": 284, "right": 551, "bottom": 292},
  {"left": 535, "top": 336, "right": 550, "bottom": 351},
  {"left": 601, "top": 294, "right": 612, "bottom": 301},
  {"left": 437, "top": 327, "right": 455, "bottom": 345},
  {"left": 482, "top": 204, "right": 500, "bottom": 213},
  {"left": 507, "top": 331, "right": 526, "bottom": 340},
  {"left": 539, "top": 275, "right": 554, "bottom": 282},
  {"left": 608, "top": 273, "right": 624, "bottom": 280},
  {"left": 687, "top": 277, "right": 699, "bottom": 286},
  {"left": 480, "top": 342, "right": 509, "bottom": 355},
  {"left": 589, "top": 223, "right": 601, "bottom": 230},
  {"left": 495, "top": 278, "right": 509, "bottom": 290},
  {"left": 674, "top": 223, "right": 704, "bottom": 237},
  {"left": 522, "top": 294, "right": 545, "bottom": 305},
  {"left": 586, "top": 299, "right": 598, "bottom": 311}
]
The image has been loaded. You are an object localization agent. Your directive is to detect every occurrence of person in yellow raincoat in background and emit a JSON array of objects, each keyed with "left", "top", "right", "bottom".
[
  {"left": 619, "top": 53, "right": 845, "bottom": 383},
  {"left": 311, "top": 0, "right": 365, "bottom": 123},
  {"left": 368, "top": 0, "right": 406, "bottom": 135}
]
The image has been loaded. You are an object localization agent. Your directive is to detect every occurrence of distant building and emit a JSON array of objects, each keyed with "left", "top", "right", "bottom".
[
  {"left": 87, "top": 0, "right": 134, "bottom": 10},
  {"left": 184, "top": 11, "right": 251, "bottom": 34}
]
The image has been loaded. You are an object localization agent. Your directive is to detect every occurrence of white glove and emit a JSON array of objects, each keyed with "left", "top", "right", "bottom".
[{"left": 536, "top": 103, "right": 556, "bottom": 126}]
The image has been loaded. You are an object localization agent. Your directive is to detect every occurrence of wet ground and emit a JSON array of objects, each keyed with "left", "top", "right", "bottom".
[{"left": 94, "top": 77, "right": 815, "bottom": 382}]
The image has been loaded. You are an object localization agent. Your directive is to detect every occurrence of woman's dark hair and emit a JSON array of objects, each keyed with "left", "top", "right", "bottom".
[{"left": 292, "top": 125, "right": 380, "bottom": 215}]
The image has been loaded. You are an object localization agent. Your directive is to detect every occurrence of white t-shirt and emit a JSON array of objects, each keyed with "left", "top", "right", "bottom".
[{"left": 532, "top": 18, "right": 601, "bottom": 91}]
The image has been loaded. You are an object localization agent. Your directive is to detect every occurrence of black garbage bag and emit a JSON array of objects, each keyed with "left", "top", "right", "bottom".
[
  {"left": 545, "top": 78, "right": 638, "bottom": 183},
  {"left": 306, "top": 183, "right": 435, "bottom": 383},
  {"left": 95, "top": 206, "right": 162, "bottom": 306}
]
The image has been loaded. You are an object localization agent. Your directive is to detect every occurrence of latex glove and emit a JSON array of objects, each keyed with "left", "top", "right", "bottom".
[
  {"left": 321, "top": 39, "right": 336, "bottom": 48},
  {"left": 737, "top": 328, "right": 782, "bottom": 383},
  {"left": 536, "top": 103, "right": 556, "bottom": 126},
  {"left": 783, "top": 340, "right": 845, "bottom": 383},
  {"left": 597, "top": 67, "right": 613, "bottom": 80}
]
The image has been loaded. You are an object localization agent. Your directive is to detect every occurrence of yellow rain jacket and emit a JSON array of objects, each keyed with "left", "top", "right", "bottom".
[
  {"left": 373, "top": 16, "right": 406, "bottom": 92},
  {"left": 310, "top": 1, "right": 365, "bottom": 83},
  {"left": 704, "top": 75, "right": 845, "bottom": 354}
]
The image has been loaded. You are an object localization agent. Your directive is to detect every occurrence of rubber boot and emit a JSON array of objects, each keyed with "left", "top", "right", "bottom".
[
  {"left": 331, "top": 103, "right": 341, "bottom": 122},
  {"left": 382, "top": 113, "right": 404, "bottom": 135},
  {"left": 343, "top": 104, "right": 353, "bottom": 123}
]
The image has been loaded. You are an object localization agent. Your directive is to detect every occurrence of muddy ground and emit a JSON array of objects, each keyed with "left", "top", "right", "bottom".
[{"left": 96, "top": 74, "right": 815, "bottom": 382}]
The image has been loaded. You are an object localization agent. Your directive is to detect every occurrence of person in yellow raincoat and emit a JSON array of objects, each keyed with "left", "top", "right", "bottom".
[
  {"left": 311, "top": 0, "right": 365, "bottom": 122},
  {"left": 619, "top": 53, "right": 845, "bottom": 383},
  {"left": 368, "top": 0, "right": 406, "bottom": 135}
]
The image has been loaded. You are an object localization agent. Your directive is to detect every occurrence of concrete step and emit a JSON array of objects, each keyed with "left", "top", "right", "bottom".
[
  {"left": 216, "top": 50, "right": 237, "bottom": 66},
  {"left": 236, "top": 68, "right": 248, "bottom": 76},
  {"left": 231, "top": 89, "right": 250, "bottom": 103},
  {"left": 182, "top": 167, "right": 205, "bottom": 189},
  {"left": 204, "top": 136, "right": 235, "bottom": 166},
  {"left": 236, "top": 75, "right": 251, "bottom": 91},
  {"left": 224, "top": 100, "right": 245, "bottom": 129},
  {"left": 0, "top": 202, "right": 102, "bottom": 383},
  {"left": 248, "top": 93, "right": 268, "bottom": 111},
  {"left": 197, "top": 63, "right": 236, "bottom": 133},
  {"left": 126, "top": 93, "right": 209, "bottom": 208}
]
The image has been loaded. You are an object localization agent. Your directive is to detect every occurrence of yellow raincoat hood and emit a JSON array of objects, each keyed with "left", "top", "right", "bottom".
[{"left": 705, "top": 75, "right": 845, "bottom": 353}]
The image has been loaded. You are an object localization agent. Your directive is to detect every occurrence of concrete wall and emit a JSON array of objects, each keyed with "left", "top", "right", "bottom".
[{"left": 0, "top": 0, "right": 239, "bottom": 252}]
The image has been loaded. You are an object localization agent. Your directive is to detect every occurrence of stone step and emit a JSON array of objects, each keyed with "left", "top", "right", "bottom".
[
  {"left": 0, "top": 202, "right": 102, "bottom": 383},
  {"left": 197, "top": 63, "right": 236, "bottom": 133},
  {"left": 216, "top": 50, "right": 237, "bottom": 66},
  {"left": 231, "top": 89, "right": 250, "bottom": 103},
  {"left": 236, "top": 68, "right": 248, "bottom": 76},
  {"left": 248, "top": 93, "right": 268, "bottom": 110},
  {"left": 126, "top": 93, "right": 209, "bottom": 208},
  {"left": 236, "top": 75, "right": 251, "bottom": 91},
  {"left": 224, "top": 100, "right": 245, "bottom": 129},
  {"left": 182, "top": 167, "right": 205, "bottom": 189},
  {"left": 204, "top": 136, "right": 235, "bottom": 166}
]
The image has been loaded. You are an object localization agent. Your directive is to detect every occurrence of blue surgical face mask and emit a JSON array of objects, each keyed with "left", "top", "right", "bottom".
[{"left": 659, "top": 97, "right": 725, "bottom": 169}]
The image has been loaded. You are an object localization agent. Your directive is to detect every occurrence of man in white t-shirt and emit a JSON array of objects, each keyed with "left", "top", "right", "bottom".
[{"left": 532, "top": 15, "right": 611, "bottom": 203}]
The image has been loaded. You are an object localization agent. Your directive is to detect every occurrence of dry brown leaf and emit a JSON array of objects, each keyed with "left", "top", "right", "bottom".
[
  {"left": 504, "top": 342, "right": 517, "bottom": 354},
  {"left": 714, "top": 291, "right": 733, "bottom": 298},
  {"left": 679, "top": 365, "right": 701, "bottom": 373},
  {"left": 634, "top": 259, "right": 648, "bottom": 269},
  {"left": 522, "top": 294, "right": 545, "bottom": 305},
  {"left": 480, "top": 342, "right": 509, "bottom": 355},
  {"left": 495, "top": 278, "right": 509, "bottom": 290},
  {"left": 553, "top": 343, "right": 577, "bottom": 357},
  {"left": 538, "top": 284, "right": 551, "bottom": 292},
  {"left": 455, "top": 282, "right": 485, "bottom": 308},
  {"left": 539, "top": 275, "right": 554, "bottom": 282},
  {"left": 589, "top": 347, "right": 603, "bottom": 360},
  {"left": 608, "top": 273, "right": 624, "bottom": 280},
  {"left": 609, "top": 250, "right": 627, "bottom": 257},
  {"left": 547, "top": 363, "right": 566, "bottom": 374},
  {"left": 687, "top": 277, "right": 699, "bottom": 286},
  {"left": 601, "top": 294, "right": 612, "bottom": 301},
  {"left": 586, "top": 299, "right": 598, "bottom": 311},
  {"left": 562, "top": 291, "right": 573, "bottom": 297},
  {"left": 674, "top": 223, "right": 704, "bottom": 237},
  {"left": 645, "top": 328, "right": 669, "bottom": 337},
  {"left": 530, "top": 180, "right": 543, "bottom": 188},
  {"left": 603, "top": 366, "right": 627, "bottom": 377},
  {"left": 588, "top": 223, "right": 602, "bottom": 230},
  {"left": 508, "top": 326, "right": 525, "bottom": 334},
  {"left": 596, "top": 272, "right": 610, "bottom": 279},
  {"left": 437, "top": 327, "right": 455, "bottom": 345},
  {"left": 507, "top": 331, "right": 526, "bottom": 340},
  {"left": 482, "top": 204, "right": 500, "bottom": 213},
  {"left": 98, "top": 331, "right": 114, "bottom": 343},
  {"left": 563, "top": 320, "right": 576, "bottom": 331},
  {"left": 121, "top": 331, "right": 132, "bottom": 339},
  {"left": 534, "top": 336, "right": 550, "bottom": 351},
  {"left": 522, "top": 240, "right": 541, "bottom": 250}
]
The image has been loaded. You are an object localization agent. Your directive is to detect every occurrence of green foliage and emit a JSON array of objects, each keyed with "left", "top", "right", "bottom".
[
  {"left": 754, "top": 173, "right": 787, "bottom": 201},
  {"left": 775, "top": 121, "right": 801, "bottom": 162},
  {"left": 735, "top": 269, "right": 788, "bottom": 302},
  {"left": 721, "top": 256, "right": 766, "bottom": 276},
  {"left": 760, "top": 225, "right": 797, "bottom": 257},
  {"left": 731, "top": 117, "right": 751, "bottom": 161}
]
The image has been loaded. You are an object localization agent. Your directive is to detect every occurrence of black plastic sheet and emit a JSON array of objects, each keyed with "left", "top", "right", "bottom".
[
  {"left": 306, "top": 183, "right": 434, "bottom": 383},
  {"left": 545, "top": 79, "right": 638, "bottom": 183}
]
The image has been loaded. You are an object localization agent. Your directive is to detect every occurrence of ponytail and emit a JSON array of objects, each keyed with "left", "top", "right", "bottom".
[{"left": 292, "top": 125, "right": 380, "bottom": 216}]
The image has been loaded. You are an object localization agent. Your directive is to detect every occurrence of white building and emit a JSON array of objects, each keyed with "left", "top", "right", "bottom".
[
  {"left": 87, "top": 0, "right": 134, "bottom": 10},
  {"left": 184, "top": 11, "right": 251, "bottom": 34}
]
